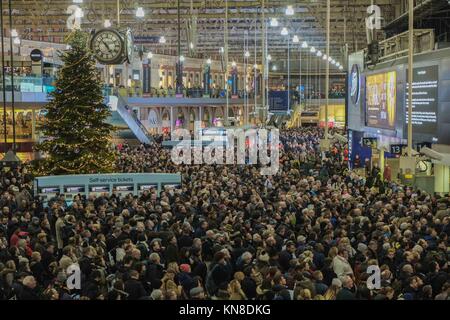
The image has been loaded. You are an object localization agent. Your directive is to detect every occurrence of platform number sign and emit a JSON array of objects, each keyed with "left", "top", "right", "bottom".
[
  {"left": 362, "top": 137, "right": 377, "bottom": 149},
  {"left": 390, "top": 144, "right": 406, "bottom": 155}
]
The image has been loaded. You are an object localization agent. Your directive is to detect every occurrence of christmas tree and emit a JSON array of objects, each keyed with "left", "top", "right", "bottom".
[{"left": 35, "top": 30, "right": 116, "bottom": 175}]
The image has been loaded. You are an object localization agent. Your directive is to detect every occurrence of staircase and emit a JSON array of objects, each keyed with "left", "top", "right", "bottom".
[
  {"left": 287, "top": 104, "right": 303, "bottom": 128},
  {"left": 107, "top": 95, "right": 153, "bottom": 145}
]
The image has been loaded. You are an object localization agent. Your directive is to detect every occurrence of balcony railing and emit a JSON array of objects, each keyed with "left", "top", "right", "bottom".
[{"left": 0, "top": 75, "right": 56, "bottom": 93}]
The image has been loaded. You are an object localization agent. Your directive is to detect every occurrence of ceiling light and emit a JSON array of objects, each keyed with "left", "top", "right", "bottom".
[
  {"left": 231, "top": 61, "right": 237, "bottom": 67},
  {"left": 220, "top": 47, "right": 224, "bottom": 53},
  {"left": 301, "top": 41, "right": 308, "bottom": 48},
  {"left": 147, "top": 52, "right": 153, "bottom": 59},
  {"left": 190, "top": 42, "right": 194, "bottom": 49},
  {"left": 272, "top": 65, "right": 277, "bottom": 71},
  {"left": 179, "top": 55, "right": 185, "bottom": 62},
  {"left": 292, "top": 35, "right": 299, "bottom": 43},
  {"left": 328, "top": 56, "right": 332, "bottom": 62},
  {"left": 104, "top": 19, "right": 111, "bottom": 28},
  {"left": 206, "top": 58, "right": 212, "bottom": 65},
  {"left": 316, "top": 50, "right": 322, "bottom": 57},
  {"left": 73, "top": 0, "right": 83, "bottom": 3},
  {"left": 285, "top": 5, "right": 295, "bottom": 16},
  {"left": 336, "top": 62, "right": 341, "bottom": 67},
  {"left": 13, "top": 37, "right": 21, "bottom": 45},
  {"left": 267, "top": 54, "right": 272, "bottom": 61},
  {"left": 136, "top": 7, "right": 145, "bottom": 18},
  {"left": 11, "top": 29, "right": 18, "bottom": 38},
  {"left": 339, "top": 65, "right": 344, "bottom": 70},
  {"left": 244, "top": 51, "right": 250, "bottom": 58},
  {"left": 159, "top": 36, "right": 166, "bottom": 44},
  {"left": 281, "top": 27, "right": 288, "bottom": 36},
  {"left": 323, "top": 54, "right": 327, "bottom": 60},
  {"left": 270, "top": 18, "right": 279, "bottom": 27},
  {"left": 253, "top": 64, "right": 258, "bottom": 69},
  {"left": 310, "top": 46, "right": 316, "bottom": 53},
  {"left": 331, "top": 59, "right": 336, "bottom": 65}
]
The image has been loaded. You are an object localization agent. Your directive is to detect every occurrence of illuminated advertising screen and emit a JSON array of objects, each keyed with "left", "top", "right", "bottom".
[
  {"left": 405, "top": 65, "right": 438, "bottom": 136},
  {"left": 366, "top": 71, "right": 397, "bottom": 129}
]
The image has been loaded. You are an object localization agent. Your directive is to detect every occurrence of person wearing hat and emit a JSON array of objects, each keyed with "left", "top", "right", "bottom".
[
  {"left": 178, "top": 264, "right": 195, "bottom": 298},
  {"left": 190, "top": 286, "right": 205, "bottom": 300}
]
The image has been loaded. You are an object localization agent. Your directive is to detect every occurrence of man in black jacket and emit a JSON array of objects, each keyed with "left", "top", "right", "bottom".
[
  {"left": 124, "top": 270, "right": 147, "bottom": 300},
  {"left": 18, "top": 276, "right": 40, "bottom": 300}
]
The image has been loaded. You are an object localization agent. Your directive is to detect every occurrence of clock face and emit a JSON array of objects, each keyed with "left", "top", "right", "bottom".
[{"left": 91, "top": 29, "right": 124, "bottom": 64}]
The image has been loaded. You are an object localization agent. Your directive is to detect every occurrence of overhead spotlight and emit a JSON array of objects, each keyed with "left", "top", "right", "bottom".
[
  {"left": 206, "top": 58, "right": 212, "bottom": 65},
  {"left": 267, "top": 54, "right": 272, "bottom": 61},
  {"left": 270, "top": 18, "right": 279, "bottom": 27},
  {"left": 190, "top": 42, "right": 194, "bottom": 49},
  {"left": 292, "top": 35, "right": 299, "bottom": 43},
  {"left": 104, "top": 19, "right": 111, "bottom": 28},
  {"left": 280, "top": 27, "right": 289, "bottom": 36},
  {"left": 244, "top": 50, "right": 250, "bottom": 58},
  {"left": 11, "top": 29, "right": 18, "bottom": 38},
  {"left": 301, "top": 41, "right": 308, "bottom": 48},
  {"left": 285, "top": 5, "right": 295, "bottom": 16},
  {"left": 136, "top": 7, "right": 145, "bottom": 18},
  {"left": 272, "top": 65, "right": 277, "bottom": 71},
  {"left": 310, "top": 46, "right": 316, "bottom": 53},
  {"left": 75, "top": 7, "right": 84, "bottom": 18},
  {"left": 231, "top": 61, "right": 237, "bottom": 67},
  {"left": 13, "top": 37, "right": 21, "bottom": 45},
  {"left": 316, "top": 50, "right": 322, "bottom": 57},
  {"left": 159, "top": 36, "right": 166, "bottom": 44},
  {"left": 147, "top": 52, "right": 153, "bottom": 59},
  {"left": 322, "top": 54, "right": 327, "bottom": 60}
]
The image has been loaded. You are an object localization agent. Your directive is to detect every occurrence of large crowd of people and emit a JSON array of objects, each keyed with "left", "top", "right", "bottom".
[{"left": 0, "top": 128, "right": 448, "bottom": 300}]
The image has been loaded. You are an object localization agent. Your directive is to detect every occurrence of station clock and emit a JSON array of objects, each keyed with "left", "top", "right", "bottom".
[{"left": 90, "top": 28, "right": 134, "bottom": 65}]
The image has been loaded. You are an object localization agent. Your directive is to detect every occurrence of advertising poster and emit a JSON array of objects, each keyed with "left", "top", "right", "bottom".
[
  {"left": 366, "top": 71, "right": 397, "bottom": 129},
  {"left": 268, "top": 91, "right": 290, "bottom": 112}
]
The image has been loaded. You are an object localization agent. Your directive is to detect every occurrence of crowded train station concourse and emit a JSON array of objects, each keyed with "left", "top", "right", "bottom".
[{"left": 0, "top": 0, "right": 449, "bottom": 309}]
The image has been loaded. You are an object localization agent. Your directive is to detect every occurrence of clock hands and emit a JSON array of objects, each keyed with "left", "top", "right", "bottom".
[{"left": 101, "top": 39, "right": 111, "bottom": 52}]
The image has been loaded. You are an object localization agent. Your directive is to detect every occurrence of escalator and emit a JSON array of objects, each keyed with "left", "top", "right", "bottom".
[
  {"left": 267, "top": 112, "right": 290, "bottom": 128},
  {"left": 106, "top": 95, "right": 153, "bottom": 145},
  {"left": 287, "top": 104, "right": 303, "bottom": 128}
]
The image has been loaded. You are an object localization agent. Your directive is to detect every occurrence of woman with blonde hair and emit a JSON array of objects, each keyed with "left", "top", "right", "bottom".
[
  {"left": 161, "top": 269, "right": 182, "bottom": 298},
  {"left": 229, "top": 279, "right": 247, "bottom": 300},
  {"left": 324, "top": 278, "right": 342, "bottom": 300},
  {"left": 296, "top": 288, "right": 312, "bottom": 300}
]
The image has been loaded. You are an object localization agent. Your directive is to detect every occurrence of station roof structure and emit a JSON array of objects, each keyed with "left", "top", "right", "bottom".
[{"left": 2, "top": 0, "right": 401, "bottom": 64}]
